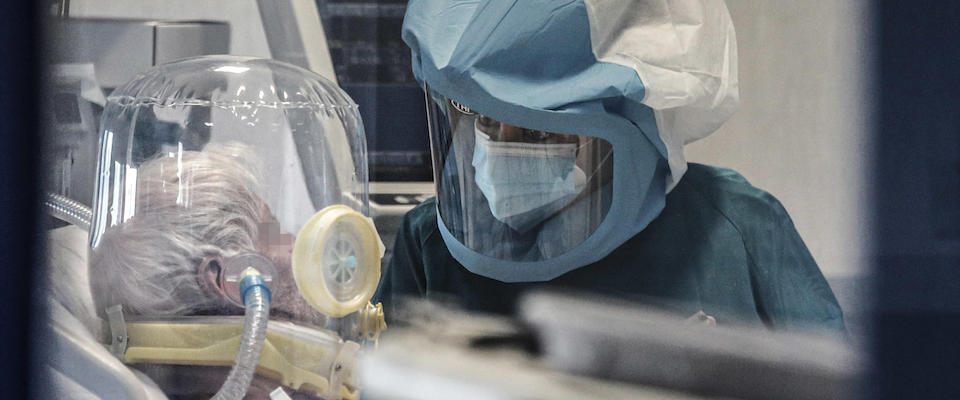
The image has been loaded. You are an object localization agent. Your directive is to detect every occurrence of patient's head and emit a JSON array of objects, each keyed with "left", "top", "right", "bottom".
[{"left": 89, "top": 143, "right": 325, "bottom": 326}]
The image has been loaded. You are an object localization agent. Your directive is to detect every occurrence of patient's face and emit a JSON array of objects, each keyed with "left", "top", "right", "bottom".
[
  {"left": 199, "top": 205, "right": 329, "bottom": 328},
  {"left": 257, "top": 207, "right": 328, "bottom": 326}
]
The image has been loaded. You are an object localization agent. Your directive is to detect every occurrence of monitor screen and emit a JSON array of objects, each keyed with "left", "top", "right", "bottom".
[{"left": 318, "top": 0, "right": 433, "bottom": 182}]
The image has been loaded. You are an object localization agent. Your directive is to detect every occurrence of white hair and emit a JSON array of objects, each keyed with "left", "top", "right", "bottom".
[{"left": 89, "top": 142, "right": 265, "bottom": 317}]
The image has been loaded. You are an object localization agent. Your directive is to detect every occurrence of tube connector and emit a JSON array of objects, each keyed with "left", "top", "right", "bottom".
[
  {"left": 239, "top": 267, "right": 271, "bottom": 306},
  {"left": 221, "top": 253, "right": 276, "bottom": 308},
  {"left": 359, "top": 302, "right": 387, "bottom": 343}
]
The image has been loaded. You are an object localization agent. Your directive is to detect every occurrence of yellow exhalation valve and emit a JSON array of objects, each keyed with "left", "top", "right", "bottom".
[{"left": 292, "top": 205, "right": 385, "bottom": 318}]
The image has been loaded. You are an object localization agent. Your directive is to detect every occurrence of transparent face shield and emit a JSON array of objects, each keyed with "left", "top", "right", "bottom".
[
  {"left": 88, "top": 56, "right": 386, "bottom": 398},
  {"left": 426, "top": 89, "right": 614, "bottom": 263}
]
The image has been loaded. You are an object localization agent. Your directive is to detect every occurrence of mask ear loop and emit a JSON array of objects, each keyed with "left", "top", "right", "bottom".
[
  {"left": 561, "top": 137, "right": 614, "bottom": 232},
  {"left": 575, "top": 137, "right": 599, "bottom": 150},
  {"left": 574, "top": 137, "right": 614, "bottom": 183}
]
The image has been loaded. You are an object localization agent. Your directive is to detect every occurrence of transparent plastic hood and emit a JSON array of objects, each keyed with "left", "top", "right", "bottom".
[{"left": 89, "top": 56, "right": 377, "bottom": 327}]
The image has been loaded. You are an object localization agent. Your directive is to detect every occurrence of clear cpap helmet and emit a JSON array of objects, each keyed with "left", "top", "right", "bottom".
[{"left": 88, "top": 56, "right": 385, "bottom": 399}]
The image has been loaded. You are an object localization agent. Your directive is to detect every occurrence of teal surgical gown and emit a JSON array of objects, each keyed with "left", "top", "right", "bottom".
[{"left": 374, "top": 164, "right": 845, "bottom": 333}]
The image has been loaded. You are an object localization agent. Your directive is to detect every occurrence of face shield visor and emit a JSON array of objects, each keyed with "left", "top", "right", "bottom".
[
  {"left": 426, "top": 89, "right": 614, "bottom": 266},
  {"left": 88, "top": 56, "right": 385, "bottom": 398}
]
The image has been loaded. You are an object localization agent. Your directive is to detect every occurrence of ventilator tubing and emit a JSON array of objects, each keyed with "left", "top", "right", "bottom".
[
  {"left": 211, "top": 273, "right": 271, "bottom": 400},
  {"left": 45, "top": 192, "right": 92, "bottom": 231}
]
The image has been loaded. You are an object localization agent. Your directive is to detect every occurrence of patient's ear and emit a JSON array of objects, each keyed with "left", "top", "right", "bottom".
[{"left": 197, "top": 256, "right": 224, "bottom": 298}]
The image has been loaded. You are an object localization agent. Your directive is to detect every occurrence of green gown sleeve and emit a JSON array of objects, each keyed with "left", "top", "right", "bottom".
[
  {"left": 745, "top": 196, "right": 846, "bottom": 333},
  {"left": 688, "top": 166, "right": 845, "bottom": 334}
]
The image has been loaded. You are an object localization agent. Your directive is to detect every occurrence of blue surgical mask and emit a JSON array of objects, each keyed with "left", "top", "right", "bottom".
[{"left": 472, "top": 127, "right": 585, "bottom": 233}]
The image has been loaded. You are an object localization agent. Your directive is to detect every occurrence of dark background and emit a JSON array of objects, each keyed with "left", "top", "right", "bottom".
[
  {"left": 871, "top": 1, "right": 960, "bottom": 398},
  {"left": 0, "top": 1, "right": 41, "bottom": 399}
]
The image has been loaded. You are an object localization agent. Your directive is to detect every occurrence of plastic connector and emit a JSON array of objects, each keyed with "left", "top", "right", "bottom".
[
  {"left": 239, "top": 268, "right": 271, "bottom": 306},
  {"left": 359, "top": 302, "right": 387, "bottom": 343}
]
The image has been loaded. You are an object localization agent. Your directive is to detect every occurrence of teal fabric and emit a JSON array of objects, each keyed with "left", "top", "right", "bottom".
[{"left": 374, "top": 164, "right": 845, "bottom": 333}]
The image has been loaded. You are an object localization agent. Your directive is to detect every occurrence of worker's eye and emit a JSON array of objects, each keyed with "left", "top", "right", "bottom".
[
  {"left": 522, "top": 129, "right": 552, "bottom": 142},
  {"left": 476, "top": 115, "right": 500, "bottom": 130}
]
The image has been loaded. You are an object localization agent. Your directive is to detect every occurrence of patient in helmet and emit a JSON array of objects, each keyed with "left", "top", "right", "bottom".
[{"left": 89, "top": 142, "right": 327, "bottom": 328}]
